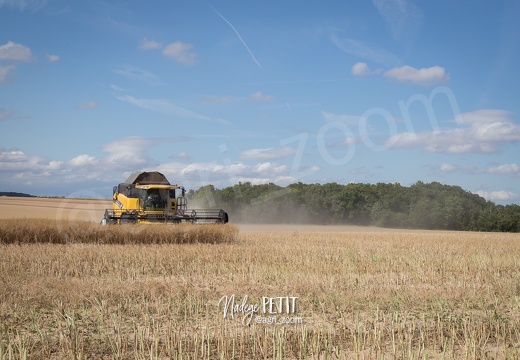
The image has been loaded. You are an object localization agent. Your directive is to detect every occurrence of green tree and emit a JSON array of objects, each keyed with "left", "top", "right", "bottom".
[{"left": 186, "top": 180, "right": 519, "bottom": 232}]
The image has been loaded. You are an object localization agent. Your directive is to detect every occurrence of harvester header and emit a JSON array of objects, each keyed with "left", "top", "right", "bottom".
[{"left": 102, "top": 171, "right": 229, "bottom": 224}]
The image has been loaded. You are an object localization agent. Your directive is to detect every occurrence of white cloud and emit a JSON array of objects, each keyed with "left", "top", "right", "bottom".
[
  {"left": 102, "top": 137, "right": 150, "bottom": 166},
  {"left": 454, "top": 110, "right": 520, "bottom": 141},
  {"left": 162, "top": 41, "right": 197, "bottom": 65},
  {"left": 386, "top": 109, "right": 520, "bottom": 153},
  {"left": 75, "top": 101, "right": 98, "bottom": 109},
  {"left": 455, "top": 109, "right": 500, "bottom": 125},
  {"left": 157, "top": 160, "right": 318, "bottom": 188},
  {"left": 12, "top": 130, "right": 478, "bottom": 193},
  {"left": 0, "top": 137, "right": 194, "bottom": 190},
  {"left": 384, "top": 65, "right": 449, "bottom": 86},
  {"left": 437, "top": 162, "right": 520, "bottom": 176},
  {"left": 103, "top": 136, "right": 188, "bottom": 167},
  {"left": 102, "top": 136, "right": 188, "bottom": 168},
  {"left": 0, "top": 65, "right": 15, "bottom": 82},
  {"left": 174, "top": 152, "right": 191, "bottom": 160},
  {"left": 0, "top": 41, "right": 35, "bottom": 83},
  {"left": 113, "top": 65, "right": 163, "bottom": 86},
  {"left": 69, "top": 154, "right": 98, "bottom": 167},
  {"left": 139, "top": 38, "right": 162, "bottom": 50},
  {"left": 116, "top": 95, "right": 212, "bottom": 121},
  {"left": 439, "top": 163, "right": 456, "bottom": 172},
  {"left": 48, "top": 160, "right": 63, "bottom": 169},
  {"left": 240, "top": 146, "right": 297, "bottom": 160},
  {"left": 248, "top": 91, "right": 274, "bottom": 102},
  {"left": 352, "top": 62, "right": 371, "bottom": 76},
  {"left": 46, "top": 54, "right": 59, "bottom": 63},
  {"left": 331, "top": 35, "right": 402, "bottom": 67},
  {"left": 0, "top": 148, "right": 62, "bottom": 172},
  {"left": 0, "top": 148, "right": 25, "bottom": 163},
  {"left": 476, "top": 190, "right": 518, "bottom": 202},
  {"left": 487, "top": 163, "right": 520, "bottom": 175},
  {"left": 0, "top": 41, "right": 33, "bottom": 62},
  {"left": 351, "top": 62, "right": 447, "bottom": 87}
]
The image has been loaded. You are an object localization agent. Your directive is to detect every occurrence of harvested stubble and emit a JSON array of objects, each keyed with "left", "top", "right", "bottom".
[
  {"left": 0, "top": 226, "right": 519, "bottom": 359},
  {"left": 0, "top": 218, "right": 238, "bottom": 244}
]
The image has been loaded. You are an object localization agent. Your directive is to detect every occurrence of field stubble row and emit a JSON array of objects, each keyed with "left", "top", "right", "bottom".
[{"left": 0, "top": 219, "right": 519, "bottom": 358}]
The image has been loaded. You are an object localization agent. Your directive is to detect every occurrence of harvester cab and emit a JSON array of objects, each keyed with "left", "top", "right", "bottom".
[{"left": 102, "top": 171, "right": 228, "bottom": 224}]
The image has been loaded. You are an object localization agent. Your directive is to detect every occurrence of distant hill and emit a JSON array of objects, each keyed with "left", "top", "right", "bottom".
[{"left": 0, "top": 192, "right": 36, "bottom": 198}]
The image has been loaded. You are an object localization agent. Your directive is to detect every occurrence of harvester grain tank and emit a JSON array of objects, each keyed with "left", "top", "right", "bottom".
[{"left": 102, "top": 171, "right": 228, "bottom": 224}]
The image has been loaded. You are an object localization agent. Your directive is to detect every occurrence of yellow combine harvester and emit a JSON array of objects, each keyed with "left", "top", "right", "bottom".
[{"left": 102, "top": 171, "right": 228, "bottom": 224}]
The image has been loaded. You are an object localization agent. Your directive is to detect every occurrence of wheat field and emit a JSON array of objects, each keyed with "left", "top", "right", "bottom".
[{"left": 0, "top": 197, "right": 519, "bottom": 359}]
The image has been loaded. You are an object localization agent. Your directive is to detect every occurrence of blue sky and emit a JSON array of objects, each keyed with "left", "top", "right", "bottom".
[{"left": 1, "top": 0, "right": 520, "bottom": 204}]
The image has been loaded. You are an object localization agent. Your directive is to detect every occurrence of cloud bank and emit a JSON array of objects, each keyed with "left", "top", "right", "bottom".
[
  {"left": 384, "top": 65, "right": 450, "bottom": 86},
  {"left": 352, "top": 62, "right": 450, "bottom": 86},
  {"left": 0, "top": 138, "right": 319, "bottom": 193},
  {"left": 386, "top": 109, "right": 520, "bottom": 153}
]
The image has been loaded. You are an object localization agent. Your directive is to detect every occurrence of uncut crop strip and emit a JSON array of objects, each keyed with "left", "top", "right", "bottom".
[{"left": 0, "top": 219, "right": 238, "bottom": 244}]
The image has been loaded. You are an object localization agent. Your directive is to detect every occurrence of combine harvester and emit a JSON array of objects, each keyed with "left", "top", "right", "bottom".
[{"left": 102, "top": 171, "right": 229, "bottom": 224}]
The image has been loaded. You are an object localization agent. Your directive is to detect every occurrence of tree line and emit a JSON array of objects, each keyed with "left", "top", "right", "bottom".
[
  {"left": 187, "top": 181, "right": 520, "bottom": 232},
  {"left": 0, "top": 192, "right": 36, "bottom": 197}
]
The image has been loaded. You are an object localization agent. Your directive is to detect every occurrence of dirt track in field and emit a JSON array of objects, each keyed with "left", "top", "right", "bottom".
[{"left": 0, "top": 197, "right": 111, "bottom": 222}]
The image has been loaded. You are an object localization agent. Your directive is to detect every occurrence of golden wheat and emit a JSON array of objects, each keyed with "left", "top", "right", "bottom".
[
  {"left": 0, "top": 218, "right": 238, "bottom": 245},
  {"left": 0, "top": 225, "right": 519, "bottom": 359}
]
